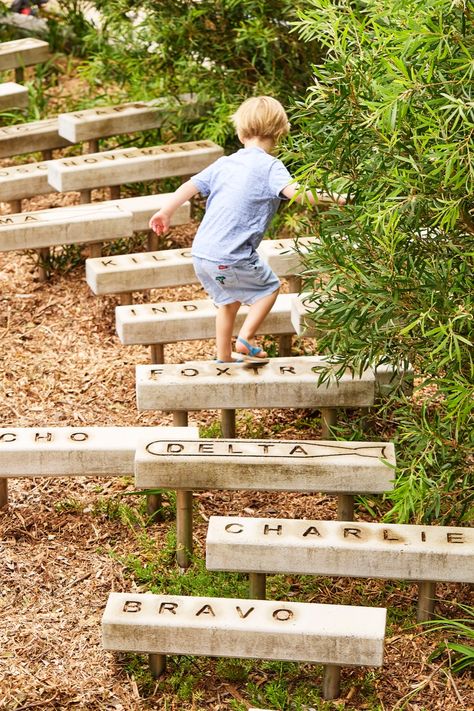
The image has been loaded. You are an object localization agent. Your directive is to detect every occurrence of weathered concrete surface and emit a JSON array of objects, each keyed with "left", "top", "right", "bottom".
[
  {"left": 291, "top": 292, "right": 322, "bottom": 338},
  {"left": 0, "top": 204, "right": 133, "bottom": 251},
  {"left": 206, "top": 516, "right": 474, "bottom": 583},
  {"left": 90, "top": 193, "right": 191, "bottom": 233},
  {"left": 0, "top": 117, "right": 71, "bottom": 158},
  {"left": 47, "top": 140, "right": 223, "bottom": 192},
  {"left": 136, "top": 356, "right": 375, "bottom": 411},
  {"left": 0, "top": 426, "right": 197, "bottom": 477},
  {"left": 102, "top": 592, "right": 386, "bottom": 667},
  {"left": 259, "top": 237, "right": 316, "bottom": 276},
  {"left": 0, "top": 159, "right": 51, "bottom": 202},
  {"left": 0, "top": 82, "right": 28, "bottom": 110},
  {"left": 57, "top": 96, "right": 198, "bottom": 142},
  {"left": 0, "top": 38, "right": 49, "bottom": 71},
  {"left": 86, "top": 245, "right": 196, "bottom": 295},
  {"left": 134, "top": 437, "right": 395, "bottom": 493},
  {"left": 116, "top": 293, "right": 295, "bottom": 345},
  {"left": 86, "top": 238, "right": 317, "bottom": 296}
]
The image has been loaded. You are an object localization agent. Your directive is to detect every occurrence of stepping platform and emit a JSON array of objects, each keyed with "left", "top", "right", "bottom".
[
  {"left": 0, "top": 158, "right": 52, "bottom": 203},
  {"left": 206, "top": 516, "right": 474, "bottom": 583},
  {"left": 57, "top": 96, "right": 197, "bottom": 143},
  {"left": 258, "top": 237, "right": 316, "bottom": 276},
  {"left": 86, "top": 237, "right": 316, "bottom": 296},
  {"left": 206, "top": 516, "right": 473, "bottom": 621},
  {"left": 0, "top": 425, "right": 197, "bottom": 508},
  {"left": 102, "top": 592, "right": 386, "bottom": 700},
  {"left": 116, "top": 293, "right": 296, "bottom": 346},
  {"left": 0, "top": 426, "right": 196, "bottom": 477},
  {"left": 135, "top": 437, "right": 395, "bottom": 493},
  {"left": 0, "top": 117, "right": 71, "bottom": 159},
  {"left": 291, "top": 292, "right": 321, "bottom": 337},
  {"left": 0, "top": 203, "right": 133, "bottom": 251},
  {"left": 0, "top": 97, "right": 198, "bottom": 160},
  {"left": 0, "top": 197, "right": 189, "bottom": 252},
  {"left": 134, "top": 435, "right": 395, "bottom": 568},
  {"left": 136, "top": 356, "right": 375, "bottom": 412},
  {"left": 1, "top": 140, "right": 220, "bottom": 202},
  {"left": 0, "top": 38, "right": 49, "bottom": 72},
  {"left": 0, "top": 82, "right": 28, "bottom": 110},
  {"left": 47, "top": 140, "right": 223, "bottom": 192}
]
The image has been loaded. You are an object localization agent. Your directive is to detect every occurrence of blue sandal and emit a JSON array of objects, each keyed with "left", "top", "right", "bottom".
[{"left": 235, "top": 337, "right": 269, "bottom": 364}]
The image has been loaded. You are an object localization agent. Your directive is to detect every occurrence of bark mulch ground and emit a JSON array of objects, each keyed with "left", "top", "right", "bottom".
[{"left": 0, "top": 111, "right": 472, "bottom": 709}]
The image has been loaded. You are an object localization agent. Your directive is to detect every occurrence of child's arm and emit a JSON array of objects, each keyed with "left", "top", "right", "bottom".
[
  {"left": 281, "top": 183, "right": 346, "bottom": 206},
  {"left": 149, "top": 179, "right": 200, "bottom": 234}
]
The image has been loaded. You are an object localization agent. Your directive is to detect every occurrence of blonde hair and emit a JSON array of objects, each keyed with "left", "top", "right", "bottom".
[{"left": 231, "top": 96, "right": 290, "bottom": 142}]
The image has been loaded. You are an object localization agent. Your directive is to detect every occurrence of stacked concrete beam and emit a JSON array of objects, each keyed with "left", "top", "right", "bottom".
[
  {"left": 116, "top": 292, "right": 296, "bottom": 363},
  {"left": 0, "top": 96, "right": 199, "bottom": 159},
  {"left": 0, "top": 197, "right": 190, "bottom": 252},
  {"left": 0, "top": 118, "right": 71, "bottom": 160},
  {"left": 57, "top": 95, "right": 198, "bottom": 144},
  {"left": 0, "top": 82, "right": 28, "bottom": 110},
  {"left": 206, "top": 515, "right": 474, "bottom": 619},
  {"left": 0, "top": 37, "right": 49, "bottom": 82},
  {"left": 0, "top": 425, "right": 197, "bottom": 509},
  {"left": 134, "top": 433, "right": 395, "bottom": 568},
  {"left": 86, "top": 237, "right": 315, "bottom": 297},
  {"left": 102, "top": 591, "right": 386, "bottom": 700},
  {"left": 0, "top": 139, "right": 218, "bottom": 209},
  {"left": 47, "top": 140, "right": 223, "bottom": 192}
]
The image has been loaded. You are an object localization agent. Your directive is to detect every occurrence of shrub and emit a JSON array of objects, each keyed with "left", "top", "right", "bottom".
[{"left": 291, "top": 0, "right": 473, "bottom": 523}]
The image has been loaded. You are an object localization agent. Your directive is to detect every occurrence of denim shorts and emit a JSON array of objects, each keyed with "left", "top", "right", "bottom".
[{"left": 192, "top": 254, "right": 280, "bottom": 306}]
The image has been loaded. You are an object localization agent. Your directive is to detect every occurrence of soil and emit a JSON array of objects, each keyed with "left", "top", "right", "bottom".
[{"left": 0, "top": 59, "right": 472, "bottom": 711}]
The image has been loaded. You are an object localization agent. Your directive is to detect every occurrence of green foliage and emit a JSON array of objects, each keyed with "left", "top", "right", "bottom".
[
  {"left": 291, "top": 0, "right": 474, "bottom": 523},
  {"left": 424, "top": 603, "right": 474, "bottom": 674},
  {"left": 52, "top": 0, "right": 321, "bottom": 142}
]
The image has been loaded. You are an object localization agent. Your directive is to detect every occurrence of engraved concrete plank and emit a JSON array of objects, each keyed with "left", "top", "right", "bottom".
[
  {"left": 86, "top": 238, "right": 318, "bottom": 296},
  {"left": 0, "top": 82, "right": 28, "bottom": 110},
  {"left": 86, "top": 246, "right": 196, "bottom": 295},
  {"left": 47, "top": 140, "right": 224, "bottom": 192},
  {"left": 116, "top": 293, "right": 295, "bottom": 345},
  {"left": 135, "top": 437, "right": 394, "bottom": 493},
  {"left": 102, "top": 592, "right": 386, "bottom": 667},
  {"left": 93, "top": 194, "right": 191, "bottom": 233},
  {"left": 206, "top": 517, "right": 474, "bottom": 584},
  {"left": 57, "top": 96, "right": 198, "bottom": 142},
  {"left": 291, "top": 292, "right": 322, "bottom": 338},
  {"left": 0, "top": 118, "right": 71, "bottom": 158},
  {"left": 0, "top": 203, "right": 133, "bottom": 251},
  {"left": 258, "top": 237, "right": 317, "bottom": 277},
  {"left": 0, "top": 426, "right": 197, "bottom": 477},
  {"left": 0, "top": 159, "right": 51, "bottom": 202},
  {"left": 0, "top": 38, "right": 50, "bottom": 71},
  {"left": 136, "top": 356, "right": 375, "bottom": 411}
]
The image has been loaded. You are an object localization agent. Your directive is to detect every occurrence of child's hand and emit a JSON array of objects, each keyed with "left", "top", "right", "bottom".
[{"left": 149, "top": 210, "right": 170, "bottom": 235}]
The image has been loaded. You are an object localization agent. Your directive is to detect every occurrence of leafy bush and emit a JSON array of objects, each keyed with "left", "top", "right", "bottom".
[
  {"left": 53, "top": 0, "right": 321, "bottom": 143},
  {"left": 291, "top": 0, "right": 473, "bottom": 522}
]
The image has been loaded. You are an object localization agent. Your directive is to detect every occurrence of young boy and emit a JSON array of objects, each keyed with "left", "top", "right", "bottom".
[{"left": 149, "top": 95, "right": 344, "bottom": 363}]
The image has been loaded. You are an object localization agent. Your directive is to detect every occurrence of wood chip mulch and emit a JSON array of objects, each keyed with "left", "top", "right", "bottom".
[{"left": 0, "top": 186, "right": 472, "bottom": 711}]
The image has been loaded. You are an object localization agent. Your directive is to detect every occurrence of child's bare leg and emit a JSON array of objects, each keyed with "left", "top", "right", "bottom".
[
  {"left": 235, "top": 287, "right": 280, "bottom": 358},
  {"left": 216, "top": 301, "right": 241, "bottom": 361}
]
